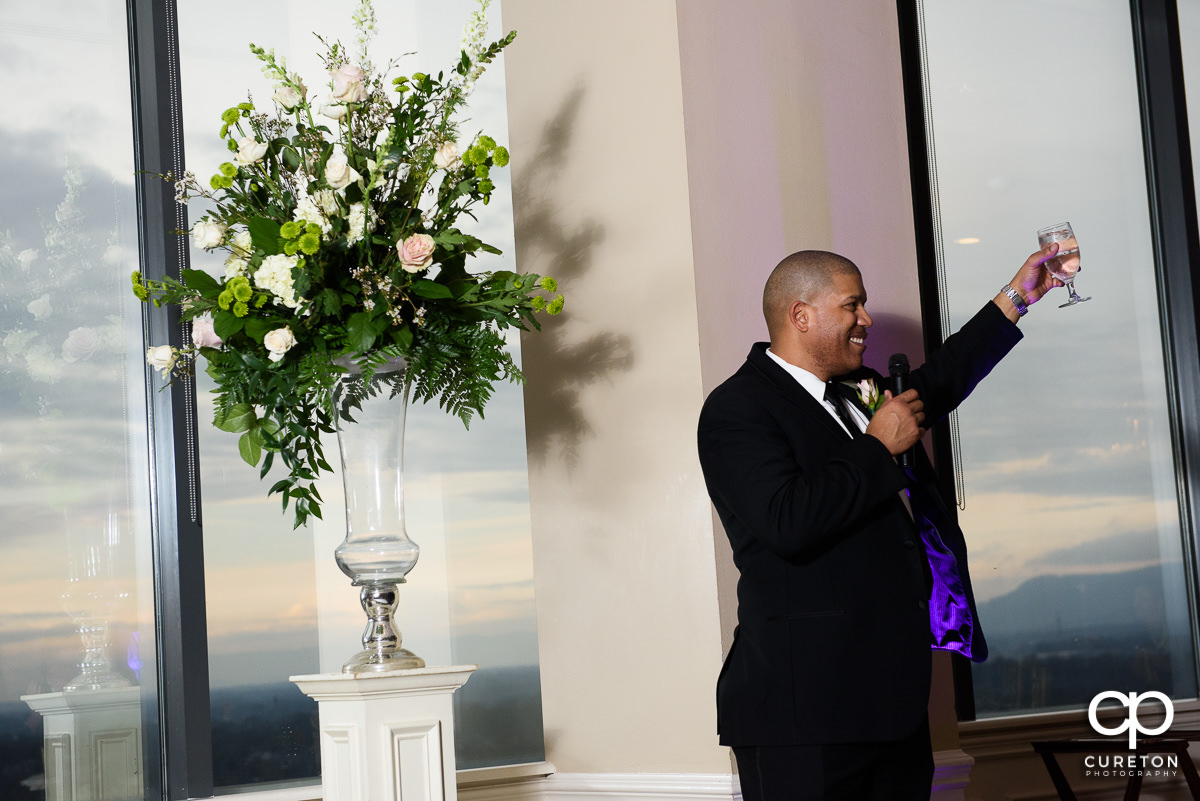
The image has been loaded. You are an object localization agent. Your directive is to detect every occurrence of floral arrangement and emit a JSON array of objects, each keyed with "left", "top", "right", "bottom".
[
  {"left": 848, "top": 378, "right": 885, "bottom": 414},
  {"left": 134, "top": 0, "right": 562, "bottom": 527}
]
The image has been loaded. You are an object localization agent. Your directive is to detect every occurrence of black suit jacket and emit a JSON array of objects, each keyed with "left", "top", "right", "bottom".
[{"left": 697, "top": 302, "right": 1021, "bottom": 746}]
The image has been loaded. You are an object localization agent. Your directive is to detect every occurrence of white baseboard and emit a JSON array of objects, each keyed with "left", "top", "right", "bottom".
[
  {"left": 459, "top": 772, "right": 738, "bottom": 801},
  {"left": 459, "top": 749, "right": 972, "bottom": 801}
]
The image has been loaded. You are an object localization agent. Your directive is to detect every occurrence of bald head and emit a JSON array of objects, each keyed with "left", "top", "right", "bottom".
[{"left": 762, "top": 250, "right": 861, "bottom": 339}]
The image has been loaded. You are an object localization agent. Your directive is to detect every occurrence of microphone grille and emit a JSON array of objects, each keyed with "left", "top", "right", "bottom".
[{"left": 888, "top": 353, "right": 910, "bottom": 375}]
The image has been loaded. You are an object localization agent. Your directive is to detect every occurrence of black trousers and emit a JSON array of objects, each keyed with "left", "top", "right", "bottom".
[{"left": 732, "top": 718, "right": 934, "bottom": 801}]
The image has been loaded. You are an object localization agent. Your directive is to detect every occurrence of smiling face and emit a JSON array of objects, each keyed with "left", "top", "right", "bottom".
[{"left": 795, "top": 271, "right": 872, "bottom": 381}]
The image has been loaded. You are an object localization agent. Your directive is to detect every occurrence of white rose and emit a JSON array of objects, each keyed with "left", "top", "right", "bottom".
[
  {"left": 235, "top": 136, "right": 269, "bottom": 165},
  {"left": 330, "top": 64, "right": 368, "bottom": 103},
  {"left": 325, "top": 149, "right": 361, "bottom": 191},
  {"left": 192, "top": 220, "right": 227, "bottom": 250},
  {"left": 433, "top": 141, "right": 459, "bottom": 170},
  {"left": 146, "top": 344, "right": 177, "bottom": 377},
  {"left": 61, "top": 327, "right": 101, "bottom": 363},
  {"left": 321, "top": 101, "right": 348, "bottom": 122},
  {"left": 274, "top": 81, "right": 304, "bottom": 109},
  {"left": 263, "top": 326, "right": 297, "bottom": 362},
  {"left": 230, "top": 229, "right": 253, "bottom": 255},
  {"left": 27, "top": 294, "right": 52, "bottom": 320}
]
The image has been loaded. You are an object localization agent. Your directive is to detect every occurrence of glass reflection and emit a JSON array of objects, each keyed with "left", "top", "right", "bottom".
[
  {"left": 921, "top": 0, "right": 1196, "bottom": 715},
  {"left": 0, "top": 1, "right": 158, "bottom": 799},
  {"left": 176, "top": 0, "right": 543, "bottom": 781}
]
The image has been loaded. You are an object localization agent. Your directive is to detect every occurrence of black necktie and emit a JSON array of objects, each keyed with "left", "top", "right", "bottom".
[{"left": 824, "top": 382, "right": 861, "bottom": 438}]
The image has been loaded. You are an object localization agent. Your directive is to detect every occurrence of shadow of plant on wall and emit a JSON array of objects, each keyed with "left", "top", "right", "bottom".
[{"left": 512, "top": 81, "right": 632, "bottom": 471}]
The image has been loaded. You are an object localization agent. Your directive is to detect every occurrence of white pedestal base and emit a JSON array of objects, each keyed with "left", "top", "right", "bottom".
[
  {"left": 20, "top": 686, "right": 144, "bottom": 801},
  {"left": 292, "top": 665, "right": 476, "bottom": 801}
]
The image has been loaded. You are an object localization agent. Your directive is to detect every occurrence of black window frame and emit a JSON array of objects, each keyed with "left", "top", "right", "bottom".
[{"left": 895, "top": 0, "right": 1200, "bottom": 722}]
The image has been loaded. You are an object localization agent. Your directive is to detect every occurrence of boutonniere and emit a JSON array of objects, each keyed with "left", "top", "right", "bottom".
[{"left": 845, "top": 378, "right": 885, "bottom": 414}]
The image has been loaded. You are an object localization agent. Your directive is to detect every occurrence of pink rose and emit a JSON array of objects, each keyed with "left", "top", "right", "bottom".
[
  {"left": 330, "top": 64, "right": 368, "bottom": 104},
  {"left": 397, "top": 233, "right": 436, "bottom": 273},
  {"left": 192, "top": 317, "right": 223, "bottom": 348}
]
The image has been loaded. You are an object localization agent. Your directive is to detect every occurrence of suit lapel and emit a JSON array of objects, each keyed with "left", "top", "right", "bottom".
[{"left": 745, "top": 343, "right": 847, "bottom": 439}]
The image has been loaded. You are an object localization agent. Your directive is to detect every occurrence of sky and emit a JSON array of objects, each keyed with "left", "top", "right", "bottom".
[{"left": 0, "top": 0, "right": 541, "bottom": 746}]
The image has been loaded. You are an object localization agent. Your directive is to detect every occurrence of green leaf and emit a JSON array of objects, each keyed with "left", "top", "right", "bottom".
[
  {"left": 215, "top": 403, "right": 256, "bottom": 433},
  {"left": 412, "top": 279, "right": 453, "bottom": 300},
  {"left": 281, "top": 146, "right": 302, "bottom": 171},
  {"left": 248, "top": 216, "right": 282, "bottom": 255},
  {"left": 239, "top": 431, "right": 261, "bottom": 466},
  {"left": 244, "top": 317, "right": 276, "bottom": 343},
  {"left": 181, "top": 269, "right": 221, "bottom": 294},
  {"left": 346, "top": 312, "right": 377, "bottom": 352},
  {"left": 212, "top": 310, "right": 246, "bottom": 340}
]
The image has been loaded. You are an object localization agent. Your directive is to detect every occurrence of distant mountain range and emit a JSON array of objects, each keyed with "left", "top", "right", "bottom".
[{"left": 977, "top": 563, "right": 1175, "bottom": 642}]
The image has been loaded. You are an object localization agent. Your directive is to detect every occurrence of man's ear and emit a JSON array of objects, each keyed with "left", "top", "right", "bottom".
[{"left": 790, "top": 300, "right": 809, "bottom": 333}]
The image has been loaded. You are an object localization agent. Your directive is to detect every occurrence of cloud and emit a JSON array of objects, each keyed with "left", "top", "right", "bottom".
[{"left": 1029, "top": 528, "right": 1163, "bottom": 567}]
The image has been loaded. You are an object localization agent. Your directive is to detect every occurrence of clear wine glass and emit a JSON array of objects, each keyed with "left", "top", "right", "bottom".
[{"left": 1037, "top": 221, "right": 1091, "bottom": 307}]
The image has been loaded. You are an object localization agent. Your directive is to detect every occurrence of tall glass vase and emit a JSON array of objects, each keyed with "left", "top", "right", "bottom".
[{"left": 332, "top": 357, "right": 425, "bottom": 673}]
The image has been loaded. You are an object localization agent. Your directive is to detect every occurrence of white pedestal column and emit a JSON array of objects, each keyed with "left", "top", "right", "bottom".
[
  {"left": 20, "top": 686, "right": 143, "bottom": 801},
  {"left": 291, "top": 665, "right": 476, "bottom": 801}
]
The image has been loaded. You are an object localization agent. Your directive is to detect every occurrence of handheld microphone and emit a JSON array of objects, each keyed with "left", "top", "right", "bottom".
[{"left": 888, "top": 353, "right": 916, "bottom": 468}]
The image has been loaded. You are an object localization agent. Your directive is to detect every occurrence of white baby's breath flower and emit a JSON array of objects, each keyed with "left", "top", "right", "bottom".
[{"left": 312, "top": 188, "right": 339, "bottom": 217}]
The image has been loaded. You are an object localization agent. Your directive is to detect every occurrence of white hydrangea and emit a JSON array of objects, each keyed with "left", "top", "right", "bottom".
[
  {"left": 346, "top": 202, "right": 377, "bottom": 245},
  {"left": 293, "top": 196, "right": 332, "bottom": 236},
  {"left": 253, "top": 254, "right": 301, "bottom": 309}
]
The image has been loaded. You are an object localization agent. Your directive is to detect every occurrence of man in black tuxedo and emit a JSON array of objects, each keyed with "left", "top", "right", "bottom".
[{"left": 696, "top": 247, "right": 1062, "bottom": 800}]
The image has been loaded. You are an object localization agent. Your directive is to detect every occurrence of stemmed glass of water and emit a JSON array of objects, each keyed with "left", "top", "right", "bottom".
[{"left": 1037, "top": 222, "right": 1091, "bottom": 308}]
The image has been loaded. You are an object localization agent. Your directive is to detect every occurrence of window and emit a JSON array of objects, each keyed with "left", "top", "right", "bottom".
[
  {"left": 0, "top": 2, "right": 161, "bottom": 799},
  {"left": 4, "top": 0, "right": 545, "bottom": 796},
  {"left": 905, "top": 0, "right": 1198, "bottom": 717}
]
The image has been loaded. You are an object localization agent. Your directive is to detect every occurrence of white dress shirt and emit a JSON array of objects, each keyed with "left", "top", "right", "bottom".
[{"left": 765, "top": 348, "right": 869, "bottom": 436}]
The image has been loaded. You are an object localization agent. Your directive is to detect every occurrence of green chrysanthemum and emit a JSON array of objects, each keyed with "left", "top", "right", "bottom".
[
  {"left": 475, "top": 164, "right": 490, "bottom": 179},
  {"left": 220, "top": 108, "right": 240, "bottom": 125},
  {"left": 493, "top": 146, "right": 510, "bottom": 167},
  {"left": 280, "top": 221, "right": 302, "bottom": 239},
  {"left": 218, "top": 290, "right": 234, "bottom": 310},
  {"left": 219, "top": 162, "right": 239, "bottom": 178},
  {"left": 532, "top": 295, "right": 546, "bottom": 311},
  {"left": 478, "top": 135, "right": 496, "bottom": 150},
  {"left": 540, "top": 276, "right": 557, "bottom": 292},
  {"left": 230, "top": 277, "right": 253, "bottom": 302},
  {"left": 233, "top": 301, "right": 249, "bottom": 317},
  {"left": 210, "top": 174, "right": 225, "bottom": 190},
  {"left": 298, "top": 232, "right": 321, "bottom": 255},
  {"left": 478, "top": 179, "right": 494, "bottom": 194},
  {"left": 547, "top": 295, "right": 565, "bottom": 315}
]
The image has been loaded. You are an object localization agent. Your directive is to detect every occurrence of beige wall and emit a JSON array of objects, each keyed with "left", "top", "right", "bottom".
[{"left": 503, "top": 0, "right": 959, "bottom": 774}]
